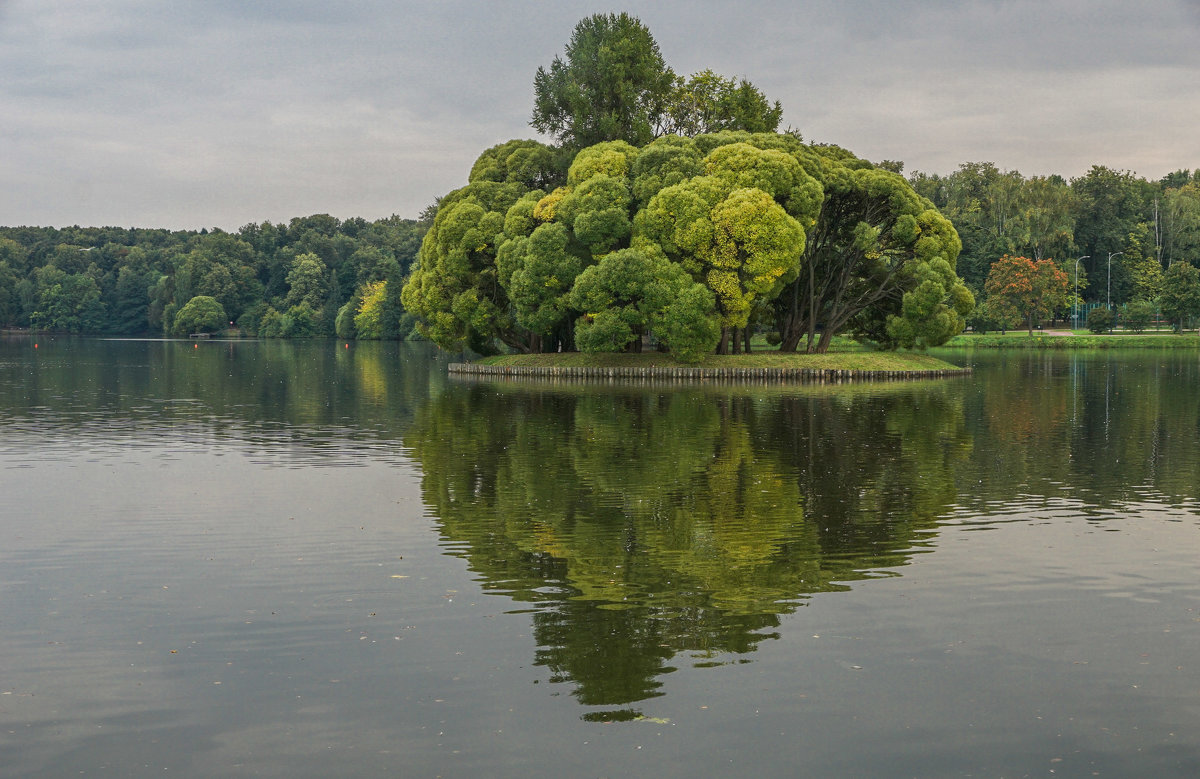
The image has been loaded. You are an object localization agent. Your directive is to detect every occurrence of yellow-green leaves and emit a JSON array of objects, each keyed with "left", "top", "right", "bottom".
[
  {"left": 639, "top": 179, "right": 804, "bottom": 329},
  {"left": 567, "top": 141, "right": 639, "bottom": 185}
]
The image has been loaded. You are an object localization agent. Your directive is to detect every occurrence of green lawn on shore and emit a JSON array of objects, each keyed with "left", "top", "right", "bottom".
[{"left": 945, "top": 332, "right": 1200, "bottom": 348}]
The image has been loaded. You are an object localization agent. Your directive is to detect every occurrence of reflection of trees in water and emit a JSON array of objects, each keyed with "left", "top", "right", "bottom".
[
  {"left": 405, "top": 381, "right": 971, "bottom": 713},
  {"left": 0, "top": 339, "right": 446, "bottom": 463},
  {"left": 963, "top": 352, "right": 1200, "bottom": 508}
]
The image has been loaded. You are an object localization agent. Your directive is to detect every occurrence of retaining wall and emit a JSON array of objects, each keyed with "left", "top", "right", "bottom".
[{"left": 448, "top": 363, "right": 971, "bottom": 384}]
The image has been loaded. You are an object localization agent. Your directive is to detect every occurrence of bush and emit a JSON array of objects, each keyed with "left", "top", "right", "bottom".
[
  {"left": 1122, "top": 300, "right": 1155, "bottom": 333},
  {"left": 172, "top": 295, "right": 226, "bottom": 336},
  {"left": 1087, "top": 306, "right": 1115, "bottom": 333}
]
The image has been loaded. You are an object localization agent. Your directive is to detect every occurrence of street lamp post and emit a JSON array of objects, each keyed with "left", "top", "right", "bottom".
[
  {"left": 1074, "top": 255, "right": 1089, "bottom": 330},
  {"left": 1107, "top": 251, "right": 1124, "bottom": 309}
]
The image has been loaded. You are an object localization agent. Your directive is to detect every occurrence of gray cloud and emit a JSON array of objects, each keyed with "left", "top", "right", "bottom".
[{"left": 1, "top": 0, "right": 1197, "bottom": 229}]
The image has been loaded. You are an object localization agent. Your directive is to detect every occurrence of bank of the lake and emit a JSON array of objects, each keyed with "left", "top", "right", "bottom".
[
  {"left": 454, "top": 350, "right": 969, "bottom": 382},
  {"left": 948, "top": 332, "right": 1200, "bottom": 348}
]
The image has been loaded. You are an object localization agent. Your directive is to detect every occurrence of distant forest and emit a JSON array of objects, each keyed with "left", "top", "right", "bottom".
[
  {"left": 0, "top": 162, "right": 1197, "bottom": 339},
  {"left": 907, "top": 163, "right": 1200, "bottom": 303},
  {"left": 0, "top": 212, "right": 431, "bottom": 339}
]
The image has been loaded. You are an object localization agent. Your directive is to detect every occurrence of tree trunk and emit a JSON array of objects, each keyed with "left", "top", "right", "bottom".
[
  {"left": 716, "top": 327, "right": 730, "bottom": 354},
  {"left": 815, "top": 328, "right": 834, "bottom": 354}
]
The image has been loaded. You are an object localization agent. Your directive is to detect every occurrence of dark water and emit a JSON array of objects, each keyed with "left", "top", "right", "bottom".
[{"left": 2, "top": 337, "right": 1200, "bottom": 777}]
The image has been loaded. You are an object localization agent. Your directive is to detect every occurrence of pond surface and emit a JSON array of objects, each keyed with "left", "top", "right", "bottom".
[{"left": 2, "top": 337, "right": 1200, "bottom": 777}]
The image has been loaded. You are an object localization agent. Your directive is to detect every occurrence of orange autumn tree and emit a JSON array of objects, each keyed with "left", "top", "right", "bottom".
[{"left": 983, "top": 255, "right": 1069, "bottom": 335}]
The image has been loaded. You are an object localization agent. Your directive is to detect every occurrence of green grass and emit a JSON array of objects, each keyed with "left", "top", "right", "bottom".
[
  {"left": 473, "top": 349, "right": 965, "bottom": 372},
  {"left": 946, "top": 332, "right": 1200, "bottom": 349}
]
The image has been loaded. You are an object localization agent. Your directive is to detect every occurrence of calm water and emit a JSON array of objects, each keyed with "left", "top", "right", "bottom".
[{"left": 2, "top": 337, "right": 1200, "bottom": 777}]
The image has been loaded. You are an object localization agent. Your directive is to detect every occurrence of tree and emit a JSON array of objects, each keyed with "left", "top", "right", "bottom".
[
  {"left": 354, "top": 280, "right": 387, "bottom": 339},
  {"left": 401, "top": 180, "right": 530, "bottom": 353},
  {"left": 171, "top": 295, "right": 227, "bottom": 335},
  {"left": 29, "top": 268, "right": 106, "bottom": 333},
  {"left": 1122, "top": 300, "right": 1155, "bottom": 333},
  {"left": 663, "top": 69, "right": 783, "bottom": 137},
  {"left": 0, "top": 261, "right": 19, "bottom": 326},
  {"left": 468, "top": 139, "right": 565, "bottom": 191},
  {"left": 1159, "top": 261, "right": 1200, "bottom": 332},
  {"left": 1162, "top": 183, "right": 1200, "bottom": 267},
  {"left": 173, "top": 233, "right": 262, "bottom": 322},
  {"left": 1011, "top": 175, "right": 1075, "bottom": 261},
  {"left": 105, "top": 262, "right": 153, "bottom": 334},
  {"left": 983, "top": 255, "right": 1069, "bottom": 334},
  {"left": 283, "top": 252, "right": 328, "bottom": 310},
  {"left": 775, "top": 147, "right": 970, "bottom": 352},
  {"left": 531, "top": 13, "right": 676, "bottom": 149},
  {"left": 637, "top": 138, "right": 820, "bottom": 352},
  {"left": 1072, "top": 166, "right": 1150, "bottom": 297},
  {"left": 568, "top": 247, "right": 719, "bottom": 361},
  {"left": 497, "top": 222, "right": 585, "bottom": 340},
  {"left": 1086, "top": 306, "right": 1114, "bottom": 333}
]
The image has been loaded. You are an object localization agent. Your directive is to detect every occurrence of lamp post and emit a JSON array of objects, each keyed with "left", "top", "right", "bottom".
[
  {"left": 1107, "top": 251, "right": 1124, "bottom": 309},
  {"left": 1074, "top": 255, "right": 1089, "bottom": 330}
]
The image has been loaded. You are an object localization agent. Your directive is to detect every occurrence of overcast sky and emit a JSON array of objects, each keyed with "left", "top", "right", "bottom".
[{"left": 3, "top": 0, "right": 1198, "bottom": 230}]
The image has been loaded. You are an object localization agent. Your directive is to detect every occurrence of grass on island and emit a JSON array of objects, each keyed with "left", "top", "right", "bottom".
[{"left": 474, "top": 347, "right": 964, "bottom": 373}]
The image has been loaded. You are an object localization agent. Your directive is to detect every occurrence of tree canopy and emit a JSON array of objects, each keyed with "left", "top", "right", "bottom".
[
  {"left": 983, "top": 255, "right": 1069, "bottom": 334},
  {"left": 531, "top": 13, "right": 783, "bottom": 151},
  {"left": 403, "top": 131, "right": 973, "bottom": 358}
]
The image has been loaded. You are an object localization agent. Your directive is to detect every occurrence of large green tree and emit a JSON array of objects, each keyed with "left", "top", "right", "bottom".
[
  {"left": 531, "top": 14, "right": 783, "bottom": 150},
  {"left": 775, "top": 146, "right": 971, "bottom": 353},
  {"left": 1072, "top": 166, "right": 1151, "bottom": 300},
  {"left": 400, "top": 180, "right": 530, "bottom": 353},
  {"left": 531, "top": 13, "right": 676, "bottom": 150},
  {"left": 568, "top": 247, "right": 719, "bottom": 361}
]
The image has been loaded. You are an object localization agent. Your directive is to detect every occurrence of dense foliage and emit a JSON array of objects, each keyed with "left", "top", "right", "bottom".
[
  {"left": 909, "top": 162, "right": 1200, "bottom": 310},
  {"left": 983, "top": 255, "right": 1069, "bottom": 334},
  {"left": 0, "top": 214, "right": 428, "bottom": 339},
  {"left": 402, "top": 130, "right": 973, "bottom": 359},
  {"left": 531, "top": 13, "right": 782, "bottom": 151}
]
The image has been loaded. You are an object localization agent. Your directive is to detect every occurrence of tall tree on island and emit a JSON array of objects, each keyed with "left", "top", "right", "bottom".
[
  {"left": 531, "top": 13, "right": 676, "bottom": 150},
  {"left": 532, "top": 13, "right": 784, "bottom": 150}
]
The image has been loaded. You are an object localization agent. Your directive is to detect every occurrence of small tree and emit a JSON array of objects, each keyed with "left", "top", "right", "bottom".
[
  {"left": 1086, "top": 306, "right": 1114, "bottom": 334},
  {"left": 172, "top": 295, "right": 226, "bottom": 336},
  {"left": 1122, "top": 300, "right": 1155, "bottom": 333},
  {"left": 354, "top": 281, "right": 387, "bottom": 339},
  {"left": 983, "top": 255, "right": 1069, "bottom": 335}
]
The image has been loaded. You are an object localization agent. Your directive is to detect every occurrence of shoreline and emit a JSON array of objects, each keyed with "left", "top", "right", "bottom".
[{"left": 449, "top": 362, "right": 971, "bottom": 383}]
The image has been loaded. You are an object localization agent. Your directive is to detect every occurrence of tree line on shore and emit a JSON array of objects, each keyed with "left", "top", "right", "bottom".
[
  {"left": 1, "top": 13, "right": 1197, "bottom": 351},
  {"left": 0, "top": 214, "right": 429, "bottom": 340}
]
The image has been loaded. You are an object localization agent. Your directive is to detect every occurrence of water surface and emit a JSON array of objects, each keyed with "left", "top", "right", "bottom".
[{"left": 2, "top": 337, "right": 1199, "bottom": 776}]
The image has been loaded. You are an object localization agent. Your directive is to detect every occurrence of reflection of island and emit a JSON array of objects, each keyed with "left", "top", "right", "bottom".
[{"left": 404, "top": 381, "right": 972, "bottom": 717}]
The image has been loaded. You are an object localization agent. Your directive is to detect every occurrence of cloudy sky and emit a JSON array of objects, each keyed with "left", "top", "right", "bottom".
[{"left": 3, "top": 0, "right": 1198, "bottom": 230}]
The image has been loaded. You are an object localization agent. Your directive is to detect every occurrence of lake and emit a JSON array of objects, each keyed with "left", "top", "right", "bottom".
[{"left": 2, "top": 337, "right": 1199, "bottom": 777}]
